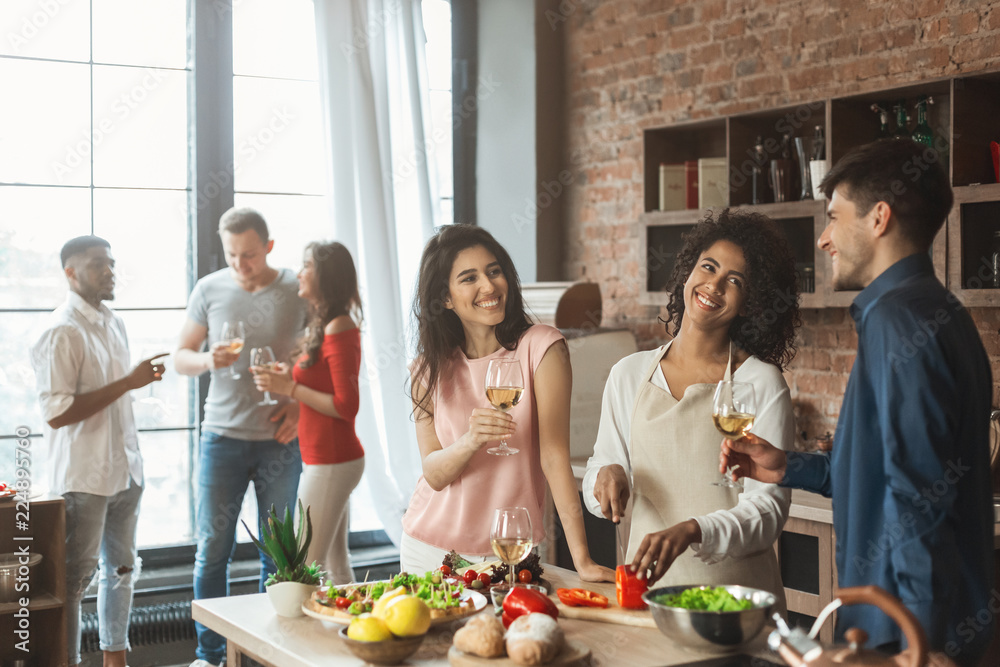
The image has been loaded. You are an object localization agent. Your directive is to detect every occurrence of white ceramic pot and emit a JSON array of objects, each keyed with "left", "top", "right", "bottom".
[{"left": 266, "top": 581, "right": 316, "bottom": 618}]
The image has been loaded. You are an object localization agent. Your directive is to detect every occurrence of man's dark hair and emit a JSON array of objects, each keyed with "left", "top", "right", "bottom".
[
  {"left": 819, "top": 138, "right": 952, "bottom": 251},
  {"left": 60, "top": 236, "right": 111, "bottom": 267}
]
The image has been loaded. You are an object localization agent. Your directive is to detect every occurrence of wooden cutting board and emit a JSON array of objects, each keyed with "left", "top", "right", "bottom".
[
  {"left": 448, "top": 639, "right": 590, "bottom": 666},
  {"left": 553, "top": 601, "right": 657, "bottom": 628}
]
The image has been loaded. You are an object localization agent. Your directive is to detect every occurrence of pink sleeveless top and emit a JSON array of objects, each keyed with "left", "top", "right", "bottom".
[{"left": 402, "top": 325, "right": 564, "bottom": 556}]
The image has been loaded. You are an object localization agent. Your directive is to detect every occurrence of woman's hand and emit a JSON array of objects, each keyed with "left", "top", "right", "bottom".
[
  {"left": 594, "top": 464, "right": 630, "bottom": 523},
  {"left": 574, "top": 558, "right": 616, "bottom": 583},
  {"left": 252, "top": 361, "right": 294, "bottom": 396},
  {"left": 631, "top": 519, "right": 701, "bottom": 584},
  {"left": 463, "top": 407, "right": 515, "bottom": 452}
]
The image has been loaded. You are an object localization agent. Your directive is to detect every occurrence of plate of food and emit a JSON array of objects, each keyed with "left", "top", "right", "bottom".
[
  {"left": 302, "top": 571, "right": 488, "bottom": 627},
  {"left": 0, "top": 482, "right": 18, "bottom": 502}
]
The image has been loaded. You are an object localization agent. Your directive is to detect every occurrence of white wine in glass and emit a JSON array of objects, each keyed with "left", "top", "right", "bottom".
[
  {"left": 251, "top": 346, "right": 279, "bottom": 406},
  {"left": 490, "top": 507, "right": 533, "bottom": 587},
  {"left": 220, "top": 321, "right": 246, "bottom": 379},
  {"left": 485, "top": 358, "right": 523, "bottom": 456},
  {"left": 712, "top": 380, "right": 756, "bottom": 488}
]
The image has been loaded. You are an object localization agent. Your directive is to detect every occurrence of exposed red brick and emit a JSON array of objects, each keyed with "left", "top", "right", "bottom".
[
  {"left": 951, "top": 11, "right": 982, "bottom": 37},
  {"left": 954, "top": 34, "right": 1000, "bottom": 64}
]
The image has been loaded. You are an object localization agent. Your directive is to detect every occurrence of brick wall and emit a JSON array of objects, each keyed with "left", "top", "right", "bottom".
[{"left": 558, "top": 0, "right": 1000, "bottom": 445}]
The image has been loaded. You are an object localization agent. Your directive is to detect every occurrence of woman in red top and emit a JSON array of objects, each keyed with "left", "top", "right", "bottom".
[{"left": 252, "top": 241, "right": 364, "bottom": 584}]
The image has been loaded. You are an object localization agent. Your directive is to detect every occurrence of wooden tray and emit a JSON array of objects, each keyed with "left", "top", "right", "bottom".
[{"left": 448, "top": 639, "right": 590, "bottom": 666}]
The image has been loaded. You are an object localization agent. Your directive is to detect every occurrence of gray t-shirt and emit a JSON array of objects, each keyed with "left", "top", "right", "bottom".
[{"left": 187, "top": 268, "right": 308, "bottom": 440}]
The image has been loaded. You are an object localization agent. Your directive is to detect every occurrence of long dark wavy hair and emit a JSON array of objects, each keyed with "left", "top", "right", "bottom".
[
  {"left": 297, "top": 241, "right": 363, "bottom": 369},
  {"left": 663, "top": 209, "right": 801, "bottom": 370},
  {"left": 410, "top": 225, "right": 532, "bottom": 417}
]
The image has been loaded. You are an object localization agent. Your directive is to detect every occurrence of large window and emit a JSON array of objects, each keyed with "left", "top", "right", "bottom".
[{"left": 0, "top": 0, "right": 453, "bottom": 552}]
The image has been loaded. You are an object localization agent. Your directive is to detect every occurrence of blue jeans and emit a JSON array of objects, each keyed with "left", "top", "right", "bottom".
[
  {"left": 192, "top": 431, "right": 301, "bottom": 664},
  {"left": 64, "top": 482, "right": 143, "bottom": 665}
]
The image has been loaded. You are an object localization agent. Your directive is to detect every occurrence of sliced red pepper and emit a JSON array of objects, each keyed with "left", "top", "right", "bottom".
[
  {"left": 502, "top": 586, "right": 559, "bottom": 624},
  {"left": 556, "top": 588, "right": 609, "bottom": 608},
  {"left": 616, "top": 565, "right": 648, "bottom": 610}
]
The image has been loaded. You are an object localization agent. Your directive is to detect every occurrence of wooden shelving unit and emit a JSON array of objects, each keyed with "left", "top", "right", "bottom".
[
  {"left": 640, "top": 69, "right": 1000, "bottom": 308},
  {"left": 1, "top": 496, "right": 67, "bottom": 666}
]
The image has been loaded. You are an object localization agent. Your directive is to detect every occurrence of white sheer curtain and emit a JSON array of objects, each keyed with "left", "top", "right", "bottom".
[{"left": 313, "top": 0, "right": 437, "bottom": 544}]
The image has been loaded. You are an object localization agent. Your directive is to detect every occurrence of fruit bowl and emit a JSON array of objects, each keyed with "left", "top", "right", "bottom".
[
  {"left": 337, "top": 626, "right": 425, "bottom": 665},
  {"left": 643, "top": 585, "right": 776, "bottom": 653}
]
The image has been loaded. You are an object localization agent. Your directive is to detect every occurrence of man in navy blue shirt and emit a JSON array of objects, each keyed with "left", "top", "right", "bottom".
[{"left": 723, "top": 139, "right": 994, "bottom": 666}]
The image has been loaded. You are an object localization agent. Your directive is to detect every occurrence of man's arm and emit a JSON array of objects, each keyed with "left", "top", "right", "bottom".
[
  {"left": 49, "top": 356, "right": 163, "bottom": 428},
  {"left": 175, "top": 317, "right": 238, "bottom": 375}
]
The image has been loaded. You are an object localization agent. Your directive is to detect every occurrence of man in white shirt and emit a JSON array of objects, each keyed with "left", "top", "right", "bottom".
[{"left": 31, "top": 236, "right": 166, "bottom": 667}]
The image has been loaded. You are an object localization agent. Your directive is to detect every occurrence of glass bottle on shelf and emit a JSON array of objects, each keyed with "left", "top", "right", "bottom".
[
  {"left": 871, "top": 104, "right": 891, "bottom": 138},
  {"left": 892, "top": 100, "right": 910, "bottom": 139},
  {"left": 911, "top": 96, "right": 934, "bottom": 147},
  {"left": 991, "top": 230, "right": 1000, "bottom": 289}
]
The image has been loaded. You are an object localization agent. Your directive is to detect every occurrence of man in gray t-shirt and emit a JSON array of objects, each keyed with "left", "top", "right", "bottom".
[{"left": 175, "top": 207, "right": 307, "bottom": 667}]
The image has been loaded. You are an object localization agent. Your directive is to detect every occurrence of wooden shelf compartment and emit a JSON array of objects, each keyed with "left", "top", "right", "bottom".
[
  {"left": 952, "top": 72, "right": 1000, "bottom": 187},
  {"left": 948, "top": 183, "right": 1000, "bottom": 306},
  {"left": 728, "top": 102, "right": 828, "bottom": 207},
  {"left": 642, "top": 119, "right": 727, "bottom": 213}
]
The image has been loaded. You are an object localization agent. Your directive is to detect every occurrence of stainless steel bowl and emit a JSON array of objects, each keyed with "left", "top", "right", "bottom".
[
  {"left": 643, "top": 584, "right": 776, "bottom": 653},
  {"left": 0, "top": 553, "right": 43, "bottom": 603}
]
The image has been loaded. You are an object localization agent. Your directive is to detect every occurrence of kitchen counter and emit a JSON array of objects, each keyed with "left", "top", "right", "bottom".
[{"left": 192, "top": 565, "right": 775, "bottom": 667}]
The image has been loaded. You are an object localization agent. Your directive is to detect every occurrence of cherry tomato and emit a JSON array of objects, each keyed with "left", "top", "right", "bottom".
[
  {"left": 439, "top": 564, "right": 452, "bottom": 576},
  {"left": 478, "top": 572, "right": 492, "bottom": 586},
  {"left": 462, "top": 569, "right": 477, "bottom": 585},
  {"left": 517, "top": 569, "right": 532, "bottom": 584},
  {"left": 334, "top": 596, "right": 352, "bottom": 609}
]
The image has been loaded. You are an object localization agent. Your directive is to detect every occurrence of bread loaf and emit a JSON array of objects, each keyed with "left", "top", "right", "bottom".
[
  {"left": 453, "top": 613, "right": 506, "bottom": 658},
  {"left": 505, "top": 613, "right": 564, "bottom": 665}
]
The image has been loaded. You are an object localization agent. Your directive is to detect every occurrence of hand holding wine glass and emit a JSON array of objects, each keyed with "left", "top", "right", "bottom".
[
  {"left": 220, "top": 321, "right": 246, "bottom": 379},
  {"left": 484, "top": 358, "right": 523, "bottom": 456},
  {"left": 250, "top": 346, "right": 279, "bottom": 406},
  {"left": 711, "top": 380, "right": 756, "bottom": 488},
  {"left": 490, "top": 507, "right": 533, "bottom": 587}
]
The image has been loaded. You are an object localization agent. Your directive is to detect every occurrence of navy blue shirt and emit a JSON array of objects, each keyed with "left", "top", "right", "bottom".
[{"left": 783, "top": 253, "right": 994, "bottom": 665}]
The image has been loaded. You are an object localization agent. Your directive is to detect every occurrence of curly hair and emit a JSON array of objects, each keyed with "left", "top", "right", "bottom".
[
  {"left": 297, "top": 241, "right": 363, "bottom": 369},
  {"left": 410, "top": 225, "right": 532, "bottom": 418},
  {"left": 663, "top": 209, "right": 801, "bottom": 370}
]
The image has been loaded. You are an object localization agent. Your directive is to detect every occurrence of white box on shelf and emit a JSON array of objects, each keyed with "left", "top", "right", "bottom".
[
  {"left": 658, "top": 163, "right": 686, "bottom": 211},
  {"left": 698, "top": 157, "right": 729, "bottom": 209}
]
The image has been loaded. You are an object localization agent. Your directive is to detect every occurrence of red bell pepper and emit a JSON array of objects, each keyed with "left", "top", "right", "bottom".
[
  {"left": 556, "top": 588, "right": 609, "bottom": 608},
  {"left": 616, "top": 565, "right": 648, "bottom": 610},
  {"left": 502, "top": 586, "right": 559, "bottom": 627}
]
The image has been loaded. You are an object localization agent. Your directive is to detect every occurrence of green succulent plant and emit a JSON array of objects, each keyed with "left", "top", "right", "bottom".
[{"left": 242, "top": 500, "right": 324, "bottom": 586}]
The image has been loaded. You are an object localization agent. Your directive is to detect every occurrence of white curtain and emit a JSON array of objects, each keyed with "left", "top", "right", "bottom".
[{"left": 313, "top": 0, "right": 437, "bottom": 544}]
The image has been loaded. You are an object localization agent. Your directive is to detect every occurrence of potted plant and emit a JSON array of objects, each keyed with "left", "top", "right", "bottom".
[{"left": 242, "top": 500, "right": 324, "bottom": 617}]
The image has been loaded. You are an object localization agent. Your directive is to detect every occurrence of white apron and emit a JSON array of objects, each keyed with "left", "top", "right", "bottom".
[{"left": 625, "top": 344, "right": 786, "bottom": 609}]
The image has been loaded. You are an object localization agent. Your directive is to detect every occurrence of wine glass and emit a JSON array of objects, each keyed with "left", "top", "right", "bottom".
[
  {"left": 220, "top": 321, "right": 246, "bottom": 379},
  {"left": 490, "top": 507, "right": 533, "bottom": 588},
  {"left": 712, "top": 380, "right": 756, "bottom": 488},
  {"left": 250, "top": 346, "right": 279, "bottom": 406},
  {"left": 484, "top": 358, "right": 523, "bottom": 456}
]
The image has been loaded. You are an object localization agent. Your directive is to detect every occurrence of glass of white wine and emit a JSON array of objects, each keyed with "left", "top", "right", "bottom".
[
  {"left": 490, "top": 507, "right": 533, "bottom": 588},
  {"left": 485, "top": 358, "right": 523, "bottom": 456},
  {"left": 220, "top": 321, "right": 246, "bottom": 379},
  {"left": 712, "top": 380, "right": 756, "bottom": 488},
  {"left": 250, "top": 345, "right": 279, "bottom": 406}
]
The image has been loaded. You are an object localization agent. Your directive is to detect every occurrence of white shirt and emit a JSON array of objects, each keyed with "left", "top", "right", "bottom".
[
  {"left": 31, "top": 291, "right": 142, "bottom": 497},
  {"left": 582, "top": 342, "right": 792, "bottom": 563}
]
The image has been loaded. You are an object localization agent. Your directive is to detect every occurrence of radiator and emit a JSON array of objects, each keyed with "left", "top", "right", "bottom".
[{"left": 81, "top": 601, "right": 196, "bottom": 653}]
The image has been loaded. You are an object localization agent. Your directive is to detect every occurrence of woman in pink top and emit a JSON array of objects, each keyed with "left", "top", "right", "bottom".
[{"left": 400, "top": 225, "right": 613, "bottom": 582}]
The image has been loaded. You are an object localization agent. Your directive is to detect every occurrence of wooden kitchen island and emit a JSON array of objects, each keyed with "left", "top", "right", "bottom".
[{"left": 192, "top": 565, "right": 776, "bottom": 667}]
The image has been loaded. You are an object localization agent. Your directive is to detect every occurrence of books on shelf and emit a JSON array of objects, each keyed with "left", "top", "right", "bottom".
[
  {"left": 698, "top": 157, "right": 729, "bottom": 209},
  {"left": 658, "top": 163, "right": 685, "bottom": 211},
  {"left": 657, "top": 158, "right": 729, "bottom": 211}
]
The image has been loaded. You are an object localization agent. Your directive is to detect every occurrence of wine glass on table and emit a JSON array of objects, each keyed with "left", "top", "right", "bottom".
[
  {"left": 712, "top": 380, "right": 756, "bottom": 488},
  {"left": 220, "top": 321, "right": 246, "bottom": 379},
  {"left": 484, "top": 358, "right": 523, "bottom": 456},
  {"left": 490, "top": 507, "right": 533, "bottom": 588},
  {"left": 250, "top": 346, "right": 279, "bottom": 406}
]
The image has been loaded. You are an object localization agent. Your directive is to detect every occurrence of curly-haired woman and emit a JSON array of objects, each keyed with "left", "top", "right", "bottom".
[
  {"left": 583, "top": 209, "right": 801, "bottom": 605},
  {"left": 252, "top": 241, "right": 364, "bottom": 584}
]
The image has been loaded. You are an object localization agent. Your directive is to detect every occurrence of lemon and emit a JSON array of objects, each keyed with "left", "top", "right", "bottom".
[
  {"left": 347, "top": 615, "right": 392, "bottom": 642},
  {"left": 381, "top": 595, "right": 431, "bottom": 637},
  {"left": 372, "top": 585, "right": 409, "bottom": 618}
]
